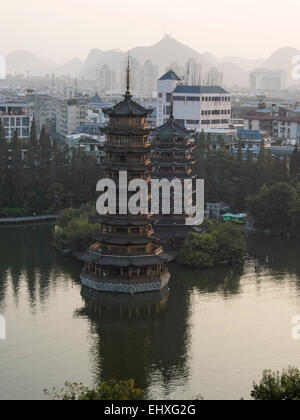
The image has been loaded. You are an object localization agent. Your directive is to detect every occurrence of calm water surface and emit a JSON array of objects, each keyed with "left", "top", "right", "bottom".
[{"left": 0, "top": 224, "right": 300, "bottom": 400}]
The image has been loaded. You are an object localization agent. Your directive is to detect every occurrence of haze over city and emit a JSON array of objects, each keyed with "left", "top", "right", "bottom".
[
  {"left": 2, "top": 0, "right": 300, "bottom": 403},
  {"left": 1, "top": 0, "right": 300, "bottom": 61}
]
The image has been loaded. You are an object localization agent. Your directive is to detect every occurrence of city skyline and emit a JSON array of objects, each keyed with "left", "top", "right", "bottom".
[{"left": 1, "top": 0, "right": 300, "bottom": 61}]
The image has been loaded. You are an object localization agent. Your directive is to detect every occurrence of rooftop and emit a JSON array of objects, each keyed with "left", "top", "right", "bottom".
[
  {"left": 159, "top": 70, "right": 181, "bottom": 81},
  {"left": 173, "top": 85, "right": 228, "bottom": 95},
  {"left": 154, "top": 115, "right": 191, "bottom": 139}
]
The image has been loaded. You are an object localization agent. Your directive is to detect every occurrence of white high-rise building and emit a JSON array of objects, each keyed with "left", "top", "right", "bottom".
[
  {"left": 157, "top": 70, "right": 231, "bottom": 130},
  {"left": 206, "top": 67, "right": 223, "bottom": 86},
  {"left": 185, "top": 58, "right": 202, "bottom": 86},
  {"left": 172, "top": 85, "right": 231, "bottom": 130},
  {"left": 250, "top": 69, "right": 287, "bottom": 93},
  {"left": 157, "top": 70, "right": 181, "bottom": 126},
  {"left": 96, "top": 65, "right": 116, "bottom": 94},
  {"left": 140, "top": 60, "right": 158, "bottom": 98}
]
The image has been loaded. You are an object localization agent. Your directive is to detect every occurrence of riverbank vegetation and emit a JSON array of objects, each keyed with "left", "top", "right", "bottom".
[
  {"left": 247, "top": 182, "right": 300, "bottom": 237},
  {"left": 52, "top": 205, "right": 98, "bottom": 252},
  {"left": 251, "top": 367, "right": 300, "bottom": 400},
  {"left": 44, "top": 379, "right": 144, "bottom": 400},
  {"left": 0, "top": 120, "right": 99, "bottom": 216},
  {"left": 194, "top": 132, "right": 300, "bottom": 212},
  {"left": 177, "top": 221, "right": 246, "bottom": 268}
]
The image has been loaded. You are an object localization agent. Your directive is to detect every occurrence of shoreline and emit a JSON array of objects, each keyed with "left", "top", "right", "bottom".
[{"left": 0, "top": 215, "right": 57, "bottom": 225}]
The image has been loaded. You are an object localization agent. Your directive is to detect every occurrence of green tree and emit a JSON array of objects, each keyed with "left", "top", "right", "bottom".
[
  {"left": 178, "top": 222, "right": 246, "bottom": 268},
  {"left": 0, "top": 119, "right": 8, "bottom": 206},
  {"left": 247, "top": 182, "right": 297, "bottom": 233},
  {"left": 289, "top": 145, "right": 300, "bottom": 181},
  {"left": 251, "top": 367, "right": 300, "bottom": 400},
  {"left": 8, "top": 130, "right": 24, "bottom": 207},
  {"left": 44, "top": 379, "right": 144, "bottom": 401}
]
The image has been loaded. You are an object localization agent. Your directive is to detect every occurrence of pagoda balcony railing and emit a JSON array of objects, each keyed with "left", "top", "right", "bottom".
[
  {"left": 103, "top": 158, "right": 151, "bottom": 166},
  {"left": 97, "top": 246, "right": 163, "bottom": 257},
  {"left": 152, "top": 141, "right": 191, "bottom": 148},
  {"left": 152, "top": 157, "right": 192, "bottom": 163},
  {"left": 106, "top": 138, "right": 151, "bottom": 147},
  {"left": 100, "top": 229, "right": 154, "bottom": 237}
]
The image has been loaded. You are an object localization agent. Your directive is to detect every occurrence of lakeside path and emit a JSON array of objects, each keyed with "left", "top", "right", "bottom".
[{"left": 0, "top": 215, "right": 57, "bottom": 225}]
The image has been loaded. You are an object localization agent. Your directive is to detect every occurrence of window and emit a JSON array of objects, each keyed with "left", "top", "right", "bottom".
[
  {"left": 175, "top": 119, "right": 185, "bottom": 127},
  {"left": 22, "top": 117, "right": 30, "bottom": 126},
  {"left": 186, "top": 96, "right": 200, "bottom": 102},
  {"left": 166, "top": 93, "right": 172, "bottom": 102},
  {"left": 173, "top": 96, "right": 185, "bottom": 101},
  {"left": 186, "top": 120, "right": 200, "bottom": 125}
]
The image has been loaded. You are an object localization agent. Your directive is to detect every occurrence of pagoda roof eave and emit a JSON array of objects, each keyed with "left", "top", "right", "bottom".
[
  {"left": 92, "top": 216, "right": 157, "bottom": 226},
  {"left": 76, "top": 251, "right": 171, "bottom": 267},
  {"left": 94, "top": 234, "right": 158, "bottom": 245}
]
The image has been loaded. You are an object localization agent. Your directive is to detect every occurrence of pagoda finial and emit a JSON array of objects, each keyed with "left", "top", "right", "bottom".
[{"left": 125, "top": 52, "right": 132, "bottom": 98}]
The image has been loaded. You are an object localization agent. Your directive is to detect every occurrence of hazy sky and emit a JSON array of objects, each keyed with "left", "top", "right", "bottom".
[{"left": 1, "top": 0, "right": 300, "bottom": 62}]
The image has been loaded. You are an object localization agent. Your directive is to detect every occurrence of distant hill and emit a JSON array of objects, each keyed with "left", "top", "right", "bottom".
[
  {"left": 79, "top": 36, "right": 214, "bottom": 80},
  {"left": 218, "top": 62, "right": 249, "bottom": 88},
  {"left": 5, "top": 41, "right": 300, "bottom": 88},
  {"left": 261, "top": 47, "right": 300, "bottom": 85},
  {"left": 5, "top": 50, "right": 56, "bottom": 76},
  {"left": 220, "top": 56, "right": 264, "bottom": 72},
  {"left": 79, "top": 49, "right": 125, "bottom": 79},
  {"left": 130, "top": 35, "right": 213, "bottom": 74},
  {"left": 54, "top": 58, "right": 83, "bottom": 77}
]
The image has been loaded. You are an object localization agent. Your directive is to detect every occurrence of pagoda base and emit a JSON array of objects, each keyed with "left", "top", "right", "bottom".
[{"left": 80, "top": 272, "right": 170, "bottom": 294}]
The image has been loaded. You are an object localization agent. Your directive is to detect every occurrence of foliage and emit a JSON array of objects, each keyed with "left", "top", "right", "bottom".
[
  {"left": 177, "top": 222, "right": 246, "bottom": 268},
  {"left": 251, "top": 367, "right": 300, "bottom": 400},
  {"left": 247, "top": 182, "right": 297, "bottom": 234},
  {"left": 0, "top": 122, "right": 99, "bottom": 215},
  {"left": 44, "top": 379, "right": 144, "bottom": 401},
  {"left": 193, "top": 138, "right": 289, "bottom": 211},
  {"left": 52, "top": 204, "right": 98, "bottom": 252}
]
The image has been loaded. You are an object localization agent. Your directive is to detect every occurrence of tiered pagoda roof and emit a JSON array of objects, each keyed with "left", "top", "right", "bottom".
[{"left": 79, "top": 61, "right": 171, "bottom": 294}]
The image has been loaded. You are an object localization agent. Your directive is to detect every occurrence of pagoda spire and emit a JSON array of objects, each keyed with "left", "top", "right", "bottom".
[{"left": 125, "top": 53, "right": 132, "bottom": 98}]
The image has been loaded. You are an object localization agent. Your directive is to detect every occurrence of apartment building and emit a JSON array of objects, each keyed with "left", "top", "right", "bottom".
[
  {"left": 157, "top": 70, "right": 231, "bottom": 130},
  {"left": 250, "top": 69, "right": 287, "bottom": 93},
  {"left": 56, "top": 98, "right": 87, "bottom": 137},
  {"left": 0, "top": 102, "right": 31, "bottom": 139}
]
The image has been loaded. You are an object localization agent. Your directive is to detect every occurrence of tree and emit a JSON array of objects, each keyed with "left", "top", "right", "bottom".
[
  {"left": 0, "top": 119, "right": 8, "bottom": 206},
  {"left": 289, "top": 145, "right": 300, "bottom": 181},
  {"left": 25, "top": 118, "right": 39, "bottom": 194},
  {"left": 251, "top": 367, "right": 300, "bottom": 400},
  {"left": 52, "top": 205, "right": 99, "bottom": 252},
  {"left": 8, "top": 130, "right": 24, "bottom": 207},
  {"left": 247, "top": 183, "right": 297, "bottom": 233},
  {"left": 44, "top": 379, "right": 144, "bottom": 401},
  {"left": 177, "top": 222, "right": 246, "bottom": 268}
]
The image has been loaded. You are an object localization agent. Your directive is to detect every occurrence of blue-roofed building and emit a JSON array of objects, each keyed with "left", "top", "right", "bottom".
[
  {"left": 173, "top": 86, "right": 227, "bottom": 95},
  {"left": 159, "top": 70, "right": 181, "bottom": 81},
  {"left": 72, "top": 123, "right": 103, "bottom": 137},
  {"left": 231, "top": 129, "right": 271, "bottom": 159}
]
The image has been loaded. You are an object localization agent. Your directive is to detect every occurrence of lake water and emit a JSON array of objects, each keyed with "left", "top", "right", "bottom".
[{"left": 0, "top": 224, "right": 300, "bottom": 400}]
